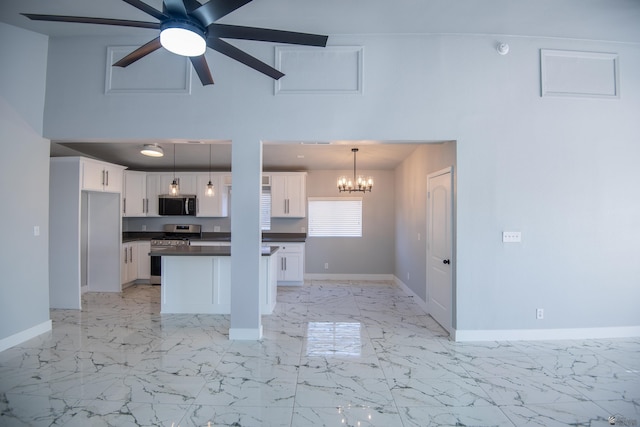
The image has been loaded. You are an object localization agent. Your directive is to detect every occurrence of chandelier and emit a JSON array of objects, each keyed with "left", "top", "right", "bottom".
[{"left": 337, "top": 148, "right": 373, "bottom": 193}]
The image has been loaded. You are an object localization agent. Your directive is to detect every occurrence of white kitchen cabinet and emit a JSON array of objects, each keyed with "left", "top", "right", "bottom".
[
  {"left": 123, "top": 171, "right": 147, "bottom": 217},
  {"left": 121, "top": 240, "right": 150, "bottom": 285},
  {"left": 196, "top": 173, "right": 228, "bottom": 217},
  {"left": 271, "top": 173, "right": 307, "bottom": 218},
  {"left": 145, "top": 174, "right": 161, "bottom": 216},
  {"left": 137, "top": 241, "right": 151, "bottom": 280},
  {"left": 81, "top": 158, "right": 124, "bottom": 193},
  {"left": 272, "top": 242, "right": 305, "bottom": 285},
  {"left": 121, "top": 242, "right": 137, "bottom": 286}
]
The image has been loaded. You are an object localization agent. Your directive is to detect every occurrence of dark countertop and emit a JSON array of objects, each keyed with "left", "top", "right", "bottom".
[
  {"left": 125, "top": 231, "right": 306, "bottom": 243},
  {"left": 122, "top": 232, "right": 164, "bottom": 243},
  {"left": 196, "top": 232, "right": 306, "bottom": 242},
  {"left": 149, "top": 245, "right": 279, "bottom": 257}
]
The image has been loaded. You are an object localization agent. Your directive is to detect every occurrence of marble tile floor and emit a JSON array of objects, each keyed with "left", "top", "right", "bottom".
[{"left": 1, "top": 281, "right": 639, "bottom": 427}]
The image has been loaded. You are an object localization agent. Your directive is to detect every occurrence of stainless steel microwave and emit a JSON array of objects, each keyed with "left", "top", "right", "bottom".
[{"left": 158, "top": 195, "right": 196, "bottom": 216}]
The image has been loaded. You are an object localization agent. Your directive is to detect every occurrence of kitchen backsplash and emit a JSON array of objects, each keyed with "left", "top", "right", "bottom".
[{"left": 123, "top": 216, "right": 307, "bottom": 234}]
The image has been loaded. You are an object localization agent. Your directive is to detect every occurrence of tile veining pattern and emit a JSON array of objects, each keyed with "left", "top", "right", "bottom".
[{"left": 1, "top": 281, "right": 639, "bottom": 426}]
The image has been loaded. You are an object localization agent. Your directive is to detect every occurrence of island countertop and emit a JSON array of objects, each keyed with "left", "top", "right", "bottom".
[{"left": 150, "top": 245, "right": 279, "bottom": 257}]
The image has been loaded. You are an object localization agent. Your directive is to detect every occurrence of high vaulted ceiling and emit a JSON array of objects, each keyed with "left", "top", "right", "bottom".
[
  {"left": 2, "top": 0, "right": 640, "bottom": 42},
  {"left": 3, "top": 0, "right": 639, "bottom": 170}
]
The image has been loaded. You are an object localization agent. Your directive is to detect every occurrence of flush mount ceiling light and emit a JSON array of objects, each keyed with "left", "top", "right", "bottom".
[
  {"left": 337, "top": 148, "right": 373, "bottom": 193},
  {"left": 160, "top": 20, "right": 206, "bottom": 57},
  {"left": 140, "top": 143, "right": 164, "bottom": 157}
]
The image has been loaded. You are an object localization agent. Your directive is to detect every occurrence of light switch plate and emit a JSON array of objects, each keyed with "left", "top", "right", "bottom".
[{"left": 502, "top": 231, "right": 522, "bottom": 243}]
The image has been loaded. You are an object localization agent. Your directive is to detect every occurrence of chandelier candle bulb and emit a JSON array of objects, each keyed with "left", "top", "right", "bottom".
[{"left": 337, "top": 148, "right": 373, "bottom": 193}]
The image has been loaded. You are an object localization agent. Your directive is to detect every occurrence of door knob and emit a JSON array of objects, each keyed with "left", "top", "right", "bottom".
[{"left": 443, "top": 259, "right": 450, "bottom": 265}]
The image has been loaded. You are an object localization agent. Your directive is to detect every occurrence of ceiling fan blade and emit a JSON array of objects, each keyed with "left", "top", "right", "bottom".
[
  {"left": 163, "top": 0, "right": 188, "bottom": 17},
  {"left": 190, "top": 56, "right": 215, "bottom": 85},
  {"left": 21, "top": 13, "right": 159, "bottom": 29},
  {"left": 209, "top": 24, "right": 328, "bottom": 47},
  {"left": 183, "top": 0, "right": 203, "bottom": 13},
  {"left": 121, "top": 0, "right": 167, "bottom": 21},
  {"left": 113, "top": 37, "right": 162, "bottom": 67},
  {"left": 191, "top": 0, "right": 252, "bottom": 27},
  {"left": 208, "top": 37, "right": 284, "bottom": 80}
]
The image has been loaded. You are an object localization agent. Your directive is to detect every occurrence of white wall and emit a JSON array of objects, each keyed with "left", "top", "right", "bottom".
[
  {"left": 40, "top": 30, "right": 640, "bottom": 336},
  {"left": 0, "top": 23, "right": 51, "bottom": 349},
  {"left": 395, "top": 143, "right": 457, "bottom": 302},
  {"left": 305, "top": 169, "right": 395, "bottom": 275}
]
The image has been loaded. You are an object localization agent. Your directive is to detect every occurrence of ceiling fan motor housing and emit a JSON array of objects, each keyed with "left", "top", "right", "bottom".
[{"left": 160, "top": 18, "right": 207, "bottom": 56}]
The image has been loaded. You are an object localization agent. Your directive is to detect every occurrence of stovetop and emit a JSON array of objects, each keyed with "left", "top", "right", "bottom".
[{"left": 150, "top": 224, "right": 201, "bottom": 246}]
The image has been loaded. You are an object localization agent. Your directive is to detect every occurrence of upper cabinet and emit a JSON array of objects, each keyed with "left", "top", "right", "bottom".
[
  {"left": 196, "top": 174, "right": 228, "bottom": 217},
  {"left": 145, "top": 174, "right": 162, "bottom": 216},
  {"left": 271, "top": 172, "right": 307, "bottom": 218},
  {"left": 123, "top": 171, "right": 147, "bottom": 217},
  {"left": 81, "top": 158, "right": 124, "bottom": 193}
]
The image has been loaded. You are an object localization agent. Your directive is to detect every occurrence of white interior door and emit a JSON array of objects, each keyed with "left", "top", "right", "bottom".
[{"left": 427, "top": 167, "right": 453, "bottom": 333}]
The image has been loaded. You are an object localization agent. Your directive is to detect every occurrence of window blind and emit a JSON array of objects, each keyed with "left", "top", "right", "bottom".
[{"left": 308, "top": 197, "right": 362, "bottom": 237}]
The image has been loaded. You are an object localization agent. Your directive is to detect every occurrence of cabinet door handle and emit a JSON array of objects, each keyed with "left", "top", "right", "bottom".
[
  {"left": 124, "top": 248, "right": 127, "bottom": 264},
  {"left": 102, "top": 170, "right": 106, "bottom": 186},
  {"left": 142, "top": 199, "right": 145, "bottom": 213},
  {"left": 105, "top": 170, "right": 109, "bottom": 186},
  {"left": 129, "top": 247, "right": 133, "bottom": 262},
  {"left": 284, "top": 257, "right": 287, "bottom": 271},
  {"left": 123, "top": 198, "right": 126, "bottom": 214}
]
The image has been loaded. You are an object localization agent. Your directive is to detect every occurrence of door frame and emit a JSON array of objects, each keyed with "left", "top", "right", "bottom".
[{"left": 426, "top": 166, "right": 454, "bottom": 333}]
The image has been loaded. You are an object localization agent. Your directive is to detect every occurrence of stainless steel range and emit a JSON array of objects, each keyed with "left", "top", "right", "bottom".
[{"left": 150, "top": 224, "right": 201, "bottom": 285}]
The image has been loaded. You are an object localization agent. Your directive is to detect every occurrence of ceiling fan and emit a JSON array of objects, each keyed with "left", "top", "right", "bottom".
[{"left": 22, "top": 0, "right": 328, "bottom": 86}]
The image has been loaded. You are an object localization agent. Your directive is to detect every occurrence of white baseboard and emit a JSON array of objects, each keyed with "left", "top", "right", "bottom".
[
  {"left": 453, "top": 326, "right": 640, "bottom": 342},
  {"left": 229, "top": 326, "right": 263, "bottom": 340},
  {"left": 0, "top": 320, "right": 52, "bottom": 353},
  {"left": 394, "top": 276, "right": 429, "bottom": 313},
  {"left": 304, "top": 274, "right": 395, "bottom": 281},
  {"left": 392, "top": 276, "right": 640, "bottom": 342}
]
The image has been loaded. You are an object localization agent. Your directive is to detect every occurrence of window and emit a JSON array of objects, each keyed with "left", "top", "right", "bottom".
[
  {"left": 261, "top": 188, "right": 271, "bottom": 230},
  {"left": 228, "top": 186, "right": 271, "bottom": 230},
  {"left": 308, "top": 197, "right": 362, "bottom": 237}
]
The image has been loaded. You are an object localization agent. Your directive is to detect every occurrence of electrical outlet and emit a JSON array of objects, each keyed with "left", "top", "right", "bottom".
[
  {"left": 214, "top": 226, "right": 221, "bottom": 232},
  {"left": 141, "top": 225, "right": 147, "bottom": 231},
  {"left": 502, "top": 231, "right": 522, "bottom": 243},
  {"left": 33, "top": 226, "right": 40, "bottom": 236},
  {"left": 324, "top": 262, "right": 329, "bottom": 270},
  {"left": 536, "top": 308, "right": 544, "bottom": 320}
]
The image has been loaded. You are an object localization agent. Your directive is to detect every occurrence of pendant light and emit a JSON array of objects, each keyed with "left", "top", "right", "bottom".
[
  {"left": 206, "top": 144, "right": 215, "bottom": 197},
  {"left": 337, "top": 148, "right": 373, "bottom": 193},
  {"left": 170, "top": 144, "right": 179, "bottom": 195}
]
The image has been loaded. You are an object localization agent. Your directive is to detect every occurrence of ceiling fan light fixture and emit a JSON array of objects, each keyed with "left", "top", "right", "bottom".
[
  {"left": 160, "top": 20, "right": 206, "bottom": 57},
  {"left": 140, "top": 143, "right": 164, "bottom": 157}
]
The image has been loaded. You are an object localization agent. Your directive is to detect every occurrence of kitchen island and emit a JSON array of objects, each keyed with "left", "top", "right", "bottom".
[{"left": 150, "top": 246, "right": 279, "bottom": 315}]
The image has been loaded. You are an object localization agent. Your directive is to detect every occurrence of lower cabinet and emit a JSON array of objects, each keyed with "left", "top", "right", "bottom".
[
  {"left": 137, "top": 241, "right": 151, "bottom": 280},
  {"left": 121, "top": 241, "right": 151, "bottom": 286},
  {"left": 272, "top": 242, "right": 305, "bottom": 285}
]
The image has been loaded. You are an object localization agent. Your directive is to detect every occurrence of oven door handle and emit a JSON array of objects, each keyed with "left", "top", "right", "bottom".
[{"left": 185, "top": 198, "right": 189, "bottom": 215}]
